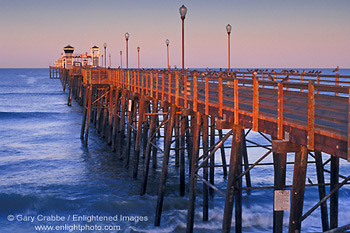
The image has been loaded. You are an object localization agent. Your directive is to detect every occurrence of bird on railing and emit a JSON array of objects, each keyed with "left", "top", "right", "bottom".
[
  {"left": 333, "top": 66, "right": 339, "bottom": 72},
  {"left": 267, "top": 74, "right": 274, "bottom": 81},
  {"left": 281, "top": 75, "right": 290, "bottom": 82}
]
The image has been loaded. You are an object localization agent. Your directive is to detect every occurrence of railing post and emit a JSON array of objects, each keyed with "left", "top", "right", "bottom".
[
  {"left": 184, "top": 73, "right": 188, "bottom": 108},
  {"left": 205, "top": 76, "right": 209, "bottom": 115},
  {"left": 218, "top": 75, "right": 223, "bottom": 118},
  {"left": 127, "top": 70, "right": 130, "bottom": 91},
  {"left": 168, "top": 73, "right": 172, "bottom": 103},
  {"left": 156, "top": 72, "right": 159, "bottom": 99},
  {"left": 300, "top": 75, "right": 304, "bottom": 92},
  {"left": 133, "top": 71, "right": 136, "bottom": 92},
  {"left": 143, "top": 71, "right": 146, "bottom": 95},
  {"left": 162, "top": 73, "right": 165, "bottom": 101},
  {"left": 139, "top": 71, "right": 142, "bottom": 94},
  {"left": 308, "top": 81, "right": 315, "bottom": 150},
  {"left": 150, "top": 72, "right": 153, "bottom": 97},
  {"left": 176, "top": 72, "right": 179, "bottom": 106},
  {"left": 234, "top": 79, "right": 239, "bottom": 125},
  {"left": 252, "top": 76, "right": 259, "bottom": 131},
  {"left": 277, "top": 82, "right": 284, "bottom": 139},
  {"left": 193, "top": 74, "right": 198, "bottom": 112},
  {"left": 134, "top": 70, "right": 137, "bottom": 92},
  {"left": 335, "top": 74, "right": 339, "bottom": 96}
]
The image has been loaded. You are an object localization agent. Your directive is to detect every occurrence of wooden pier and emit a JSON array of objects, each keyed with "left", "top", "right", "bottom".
[{"left": 50, "top": 66, "right": 350, "bottom": 233}]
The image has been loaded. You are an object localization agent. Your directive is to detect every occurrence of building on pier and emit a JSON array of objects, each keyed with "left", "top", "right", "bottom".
[
  {"left": 63, "top": 45, "right": 75, "bottom": 68},
  {"left": 90, "top": 45, "right": 100, "bottom": 67}
]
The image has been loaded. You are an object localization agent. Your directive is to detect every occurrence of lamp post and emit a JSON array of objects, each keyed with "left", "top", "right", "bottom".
[
  {"left": 109, "top": 53, "right": 111, "bottom": 68},
  {"left": 125, "top": 32, "right": 130, "bottom": 90},
  {"left": 179, "top": 5, "right": 187, "bottom": 75},
  {"left": 166, "top": 39, "right": 170, "bottom": 69},
  {"left": 120, "top": 51, "right": 122, "bottom": 68},
  {"left": 103, "top": 43, "right": 107, "bottom": 69},
  {"left": 226, "top": 24, "right": 232, "bottom": 72},
  {"left": 125, "top": 32, "right": 129, "bottom": 70},
  {"left": 137, "top": 46, "right": 140, "bottom": 69}
]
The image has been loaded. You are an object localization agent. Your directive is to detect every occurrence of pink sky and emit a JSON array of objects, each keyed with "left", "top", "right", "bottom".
[{"left": 0, "top": 0, "right": 349, "bottom": 68}]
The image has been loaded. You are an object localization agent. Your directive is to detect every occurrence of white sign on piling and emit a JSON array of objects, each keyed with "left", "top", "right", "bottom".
[{"left": 274, "top": 190, "right": 290, "bottom": 211}]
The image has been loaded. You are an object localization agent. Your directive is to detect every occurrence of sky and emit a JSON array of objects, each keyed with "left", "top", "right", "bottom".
[{"left": 0, "top": 0, "right": 349, "bottom": 68}]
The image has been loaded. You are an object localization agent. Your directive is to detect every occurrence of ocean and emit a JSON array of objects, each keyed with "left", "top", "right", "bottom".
[{"left": 0, "top": 68, "right": 349, "bottom": 232}]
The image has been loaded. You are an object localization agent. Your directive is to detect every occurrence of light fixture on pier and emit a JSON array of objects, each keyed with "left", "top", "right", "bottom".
[
  {"left": 103, "top": 43, "right": 107, "bottom": 69},
  {"left": 179, "top": 5, "right": 187, "bottom": 75},
  {"left": 120, "top": 51, "right": 123, "bottom": 69},
  {"left": 226, "top": 24, "right": 232, "bottom": 72},
  {"left": 165, "top": 39, "right": 170, "bottom": 69},
  {"left": 125, "top": 33, "right": 129, "bottom": 70},
  {"left": 137, "top": 46, "right": 140, "bottom": 69}
]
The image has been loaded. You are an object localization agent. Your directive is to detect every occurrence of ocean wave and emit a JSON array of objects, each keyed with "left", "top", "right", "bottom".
[
  {"left": 0, "top": 193, "right": 80, "bottom": 215},
  {"left": 0, "top": 111, "right": 66, "bottom": 119}
]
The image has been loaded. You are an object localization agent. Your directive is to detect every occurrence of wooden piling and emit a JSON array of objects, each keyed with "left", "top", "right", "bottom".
[
  {"left": 222, "top": 124, "right": 243, "bottom": 233},
  {"left": 187, "top": 113, "right": 194, "bottom": 175},
  {"left": 162, "top": 103, "right": 170, "bottom": 148},
  {"left": 96, "top": 89, "right": 102, "bottom": 133},
  {"left": 202, "top": 115, "right": 209, "bottom": 222},
  {"left": 107, "top": 86, "right": 114, "bottom": 144},
  {"left": 288, "top": 146, "right": 308, "bottom": 233},
  {"left": 186, "top": 111, "right": 202, "bottom": 233},
  {"left": 118, "top": 91, "right": 127, "bottom": 159},
  {"left": 315, "top": 151, "right": 329, "bottom": 232},
  {"left": 124, "top": 97, "right": 135, "bottom": 168},
  {"left": 142, "top": 102, "right": 151, "bottom": 156},
  {"left": 80, "top": 85, "right": 88, "bottom": 140},
  {"left": 209, "top": 116, "right": 215, "bottom": 196},
  {"left": 133, "top": 95, "right": 147, "bottom": 178},
  {"left": 155, "top": 105, "right": 176, "bottom": 226},
  {"left": 152, "top": 101, "right": 159, "bottom": 169},
  {"left": 84, "top": 86, "right": 92, "bottom": 146},
  {"left": 140, "top": 98, "right": 158, "bottom": 195},
  {"left": 218, "top": 129, "right": 228, "bottom": 177},
  {"left": 101, "top": 87, "right": 108, "bottom": 138},
  {"left": 180, "top": 112, "right": 186, "bottom": 196},
  {"left": 273, "top": 150, "right": 287, "bottom": 233},
  {"left": 111, "top": 88, "right": 121, "bottom": 151},
  {"left": 241, "top": 129, "right": 251, "bottom": 190},
  {"left": 175, "top": 113, "right": 180, "bottom": 167},
  {"left": 67, "top": 77, "right": 73, "bottom": 106},
  {"left": 330, "top": 155, "right": 339, "bottom": 229}
]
